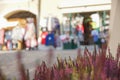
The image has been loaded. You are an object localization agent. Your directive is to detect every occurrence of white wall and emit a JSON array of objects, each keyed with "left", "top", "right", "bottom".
[{"left": 40, "top": 0, "right": 62, "bottom": 21}]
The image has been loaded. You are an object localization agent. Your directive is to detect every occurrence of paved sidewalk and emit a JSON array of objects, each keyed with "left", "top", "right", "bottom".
[{"left": 0, "top": 44, "right": 99, "bottom": 80}]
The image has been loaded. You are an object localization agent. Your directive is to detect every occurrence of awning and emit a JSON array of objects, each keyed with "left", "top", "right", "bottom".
[
  {"left": 60, "top": 4, "right": 111, "bottom": 13},
  {"left": 58, "top": 0, "right": 111, "bottom": 13}
]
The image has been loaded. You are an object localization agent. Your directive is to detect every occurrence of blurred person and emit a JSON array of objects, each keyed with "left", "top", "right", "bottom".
[
  {"left": 31, "top": 34, "right": 37, "bottom": 50},
  {"left": 99, "top": 30, "right": 106, "bottom": 46},
  {"left": 40, "top": 27, "right": 48, "bottom": 45},
  {"left": 12, "top": 25, "right": 25, "bottom": 50},
  {"left": 45, "top": 31, "right": 55, "bottom": 47},
  {"left": 103, "top": 29, "right": 109, "bottom": 48},
  {"left": 91, "top": 29, "right": 100, "bottom": 47},
  {"left": 25, "top": 39, "right": 31, "bottom": 50},
  {"left": 24, "top": 18, "right": 36, "bottom": 50},
  {"left": 75, "top": 21, "right": 84, "bottom": 45},
  {"left": 54, "top": 33, "right": 62, "bottom": 48},
  {"left": 0, "top": 29, "right": 5, "bottom": 50},
  {"left": 83, "top": 16, "right": 92, "bottom": 45}
]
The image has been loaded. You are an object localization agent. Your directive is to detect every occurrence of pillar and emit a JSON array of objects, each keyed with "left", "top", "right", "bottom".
[{"left": 109, "top": 0, "right": 120, "bottom": 56}]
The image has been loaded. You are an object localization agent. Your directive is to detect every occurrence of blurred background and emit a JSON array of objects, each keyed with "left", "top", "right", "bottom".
[
  {"left": 0, "top": 0, "right": 111, "bottom": 51},
  {"left": 1, "top": 0, "right": 120, "bottom": 79}
]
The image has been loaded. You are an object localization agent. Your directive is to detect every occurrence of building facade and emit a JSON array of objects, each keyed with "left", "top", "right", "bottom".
[
  {"left": 0, "top": 0, "right": 111, "bottom": 26},
  {"left": 0, "top": 0, "right": 112, "bottom": 50}
]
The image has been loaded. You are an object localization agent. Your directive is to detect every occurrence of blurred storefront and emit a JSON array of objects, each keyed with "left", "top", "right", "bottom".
[
  {"left": 58, "top": 0, "right": 111, "bottom": 45},
  {"left": 0, "top": 0, "right": 62, "bottom": 50},
  {"left": 0, "top": 0, "right": 38, "bottom": 50},
  {"left": 0, "top": 0, "right": 111, "bottom": 50},
  {"left": 0, "top": 11, "right": 37, "bottom": 51}
]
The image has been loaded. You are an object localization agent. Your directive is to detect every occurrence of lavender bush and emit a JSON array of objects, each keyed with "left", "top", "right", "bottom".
[
  {"left": 0, "top": 45, "right": 120, "bottom": 80},
  {"left": 34, "top": 45, "right": 120, "bottom": 80}
]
